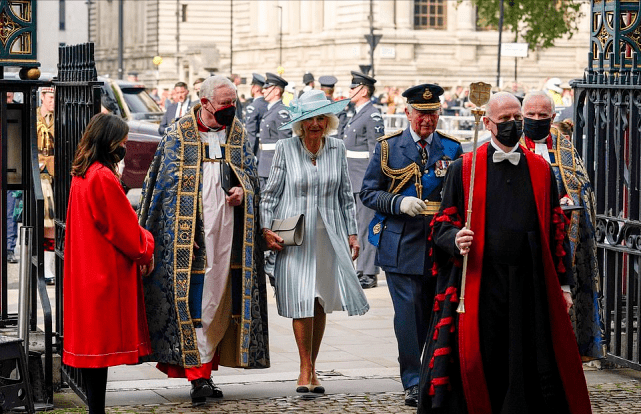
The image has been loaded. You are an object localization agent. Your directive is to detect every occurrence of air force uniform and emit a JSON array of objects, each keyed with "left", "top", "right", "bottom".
[
  {"left": 343, "top": 71, "right": 385, "bottom": 286},
  {"left": 258, "top": 73, "right": 292, "bottom": 179},
  {"left": 245, "top": 73, "right": 269, "bottom": 157},
  {"left": 360, "top": 84, "right": 463, "bottom": 397}
]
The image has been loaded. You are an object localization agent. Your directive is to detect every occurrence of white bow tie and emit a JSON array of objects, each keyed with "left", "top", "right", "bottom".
[{"left": 493, "top": 151, "right": 520, "bottom": 165}]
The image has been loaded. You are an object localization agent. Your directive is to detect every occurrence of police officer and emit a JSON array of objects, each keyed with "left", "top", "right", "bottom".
[
  {"left": 298, "top": 72, "right": 315, "bottom": 97},
  {"left": 258, "top": 72, "right": 292, "bottom": 182},
  {"left": 360, "top": 84, "right": 463, "bottom": 407},
  {"left": 343, "top": 71, "right": 385, "bottom": 289},
  {"left": 318, "top": 75, "right": 338, "bottom": 101},
  {"left": 245, "top": 73, "right": 268, "bottom": 157}
]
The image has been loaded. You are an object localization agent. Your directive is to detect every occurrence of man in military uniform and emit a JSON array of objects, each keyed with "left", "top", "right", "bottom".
[
  {"left": 318, "top": 75, "right": 338, "bottom": 101},
  {"left": 244, "top": 73, "right": 268, "bottom": 157},
  {"left": 258, "top": 72, "right": 292, "bottom": 182},
  {"left": 343, "top": 71, "right": 385, "bottom": 289},
  {"left": 37, "top": 87, "right": 56, "bottom": 285},
  {"left": 258, "top": 72, "right": 292, "bottom": 283},
  {"left": 360, "top": 84, "right": 462, "bottom": 407}
]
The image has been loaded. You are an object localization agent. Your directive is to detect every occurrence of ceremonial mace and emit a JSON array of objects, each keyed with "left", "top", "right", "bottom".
[{"left": 456, "top": 82, "right": 491, "bottom": 314}]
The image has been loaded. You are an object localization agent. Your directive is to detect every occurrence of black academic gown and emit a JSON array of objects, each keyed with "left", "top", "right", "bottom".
[{"left": 420, "top": 145, "right": 580, "bottom": 414}]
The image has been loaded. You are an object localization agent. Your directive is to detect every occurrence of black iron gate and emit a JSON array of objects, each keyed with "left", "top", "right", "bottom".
[
  {"left": 572, "top": 0, "right": 641, "bottom": 370},
  {"left": 53, "top": 43, "right": 101, "bottom": 402}
]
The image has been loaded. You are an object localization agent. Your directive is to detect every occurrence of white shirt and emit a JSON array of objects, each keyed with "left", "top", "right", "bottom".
[
  {"left": 409, "top": 128, "right": 433, "bottom": 146},
  {"left": 174, "top": 99, "right": 191, "bottom": 119},
  {"left": 354, "top": 101, "right": 369, "bottom": 114}
]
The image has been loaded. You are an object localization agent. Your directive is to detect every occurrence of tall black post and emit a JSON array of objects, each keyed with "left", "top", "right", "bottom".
[
  {"left": 496, "top": 0, "right": 504, "bottom": 87},
  {"left": 369, "top": 0, "right": 375, "bottom": 77},
  {"left": 278, "top": 6, "right": 283, "bottom": 67},
  {"left": 118, "top": 0, "right": 123, "bottom": 79},
  {"left": 230, "top": 0, "right": 233, "bottom": 74}
]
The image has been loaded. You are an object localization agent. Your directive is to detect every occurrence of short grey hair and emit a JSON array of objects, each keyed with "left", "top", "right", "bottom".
[
  {"left": 522, "top": 90, "right": 555, "bottom": 114},
  {"left": 292, "top": 113, "right": 340, "bottom": 137},
  {"left": 200, "top": 75, "right": 236, "bottom": 101}
]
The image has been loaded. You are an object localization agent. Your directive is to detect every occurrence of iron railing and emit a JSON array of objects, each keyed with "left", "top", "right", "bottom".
[
  {"left": 53, "top": 43, "right": 100, "bottom": 403},
  {"left": 571, "top": 0, "right": 641, "bottom": 370}
]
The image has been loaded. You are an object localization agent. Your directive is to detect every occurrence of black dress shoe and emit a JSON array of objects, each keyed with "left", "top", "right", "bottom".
[
  {"left": 360, "top": 274, "right": 378, "bottom": 289},
  {"left": 205, "top": 378, "right": 223, "bottom": 398},
  {"left": 405, "top": 385, "right": 419, "bottom": 407},
  {"left": 191, "top": 378, "right": 213, "bottom": 405},
  {"left": 7, "top": 251, "right": 18, "bottom": 264}
]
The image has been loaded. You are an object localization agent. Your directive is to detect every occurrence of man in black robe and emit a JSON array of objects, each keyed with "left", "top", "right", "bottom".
[{"left": 418, "top": 92, "right": 592, "bottom": 413}]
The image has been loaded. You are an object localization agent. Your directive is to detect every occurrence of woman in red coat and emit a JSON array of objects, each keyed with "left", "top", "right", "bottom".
[{"left": 63, "top": 113, "right": 155, "bottom": 414}]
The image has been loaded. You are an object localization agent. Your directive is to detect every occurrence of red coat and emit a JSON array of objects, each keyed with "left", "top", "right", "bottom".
[{"left": 63, "top": 162, "right": 154, "bottom": 368}]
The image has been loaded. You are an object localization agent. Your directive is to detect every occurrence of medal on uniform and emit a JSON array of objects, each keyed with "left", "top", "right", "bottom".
[{"left": 435, "top": 160, "right": 452, "bottom": 177}]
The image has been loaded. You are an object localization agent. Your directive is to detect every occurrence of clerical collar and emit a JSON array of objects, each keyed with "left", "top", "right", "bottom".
[
  {"left": 532, "top": 134, "right": 551, "bottom": 144},
  {"left": 355, "top": 100, "right": 369, "bottom": 114},
  {"left": 196, "top": 109, "right": 224, "bottom": 133},
  {"left": 267, "top": 99, "right": 281, "bottom": 110},
  {"left": 490, "top": 138, "right": 519, "bottom": 155},
  {"left": 409, "top": 128, "right": 433, "bottom": 146}
]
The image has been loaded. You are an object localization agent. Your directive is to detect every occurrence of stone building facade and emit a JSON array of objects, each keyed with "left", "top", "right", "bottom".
[{"left": 89, "top": 0, "right": 591, "bottom": 95}]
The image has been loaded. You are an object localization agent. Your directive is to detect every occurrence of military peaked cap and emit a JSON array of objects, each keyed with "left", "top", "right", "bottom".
[
  {"left": 264, "top": 72, "right": 288, "bottom": 89},
  {"left": 251, "top": 73, "right": 265, "bottom": 86},
  {"left": 350, "top": 71, "right": 376, "bottom": 88},
  {"left": 319, "top": 75, "right": 338, "bottom": 88},
  {"left": 402, "top": 84, "right": 443, "bottom": 111}
]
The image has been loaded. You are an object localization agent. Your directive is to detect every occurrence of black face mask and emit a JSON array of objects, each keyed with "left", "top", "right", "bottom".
[
  {"left": 112, "top": 145, "right": 126, "bottom": 162},
  {"left": 213, "top": 105, "right": 236, "bottom": 126},
  {"left": 494, "top": 119, "right": 523, "bottom": 148},
  {"left": 523, "top": 117, "right": 552, "bottom": 141}
]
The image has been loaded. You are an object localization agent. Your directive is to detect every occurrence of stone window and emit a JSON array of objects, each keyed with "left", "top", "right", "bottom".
[{"left": 414, "top": 0, "right": 446, "bottom": 30}]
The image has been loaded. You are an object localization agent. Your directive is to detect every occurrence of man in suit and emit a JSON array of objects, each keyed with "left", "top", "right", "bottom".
[
  {"left": 258, "top": 72, "right": 292, "bottom": 283},
  {"left": 159, "top": 81, "right": 191, "bottom": 135},
  {"left": 343, "top": 71, "right": 385, "bottom": 289},
  {"left": 360, "top": 84, "right": 463, "bottom": 407},
  {"left": 244, "top": 73, "right": 268, "bottom": 157}
]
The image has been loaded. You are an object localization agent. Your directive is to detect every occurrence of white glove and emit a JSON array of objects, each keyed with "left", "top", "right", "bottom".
[{"left": 400, "top": 196, "right": 427, "bottom": 217}]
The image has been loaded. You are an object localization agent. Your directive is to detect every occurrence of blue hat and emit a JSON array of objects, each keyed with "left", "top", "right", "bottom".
[
  {"left": 278, "top": 90, "right": 350, "bottom": 130},
  {"left": 318, "top": 75, "right": 338, "bottom": 88},
  {"left": 402, "top": 84, "right": 444, "bottom": 111},
  {"left": 251, "top": 73, "right": 265, "bottom": 86},
  {"left": 350, "top": 71, "right": 376, "bottom": 88},
  {"left": 264, "top": 72, "right": 288, "bottom": 89},
  {"left": 303, "top": 72, "right": 315, "bottom": 85}
]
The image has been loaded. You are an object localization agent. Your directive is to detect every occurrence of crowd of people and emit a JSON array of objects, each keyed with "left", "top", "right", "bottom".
[{"left": 3, "top": 68, "right": 600, "bottom": 414}]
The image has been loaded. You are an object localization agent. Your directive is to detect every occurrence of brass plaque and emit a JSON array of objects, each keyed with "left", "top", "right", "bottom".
[{"left": 469, "top": 82, "right": 492, "bottom": 107}]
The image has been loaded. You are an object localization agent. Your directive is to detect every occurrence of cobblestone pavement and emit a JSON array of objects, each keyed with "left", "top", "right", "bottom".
[{"left": 38, "top": 381, "right": 640, "bottom": 413}]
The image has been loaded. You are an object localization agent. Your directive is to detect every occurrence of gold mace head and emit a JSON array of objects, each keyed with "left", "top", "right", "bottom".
[{"left": 469, "top": 82, "right": 492, "bottom": 108}]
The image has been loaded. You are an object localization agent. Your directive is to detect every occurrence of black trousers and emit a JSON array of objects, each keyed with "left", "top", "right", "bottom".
[{"left": 81, "top": 367, "right": 108, "bottom": 414}]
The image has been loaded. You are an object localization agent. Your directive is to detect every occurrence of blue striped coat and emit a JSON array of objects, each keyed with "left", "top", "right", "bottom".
[{"left": 260, "top": 136, "right": 370, "bottom": 318}]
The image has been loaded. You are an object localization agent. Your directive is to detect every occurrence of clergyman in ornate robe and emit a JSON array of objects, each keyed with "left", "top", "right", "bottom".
[{"left": 138, "top": 105, "right": 269, "bottom": 387}]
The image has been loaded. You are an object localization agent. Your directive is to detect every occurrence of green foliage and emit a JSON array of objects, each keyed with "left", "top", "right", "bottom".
[{"left": 465, "top": 0, "right": 585, "bottom": 50}]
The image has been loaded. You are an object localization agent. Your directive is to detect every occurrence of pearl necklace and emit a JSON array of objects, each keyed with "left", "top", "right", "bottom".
[{"left": 300, "top": 137, "right": 324, "bottom": 165}]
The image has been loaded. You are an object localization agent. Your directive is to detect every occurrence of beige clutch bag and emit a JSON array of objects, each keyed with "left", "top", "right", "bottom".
[{"left": 271, "top": 214, "right": 305, "bottom": 246}]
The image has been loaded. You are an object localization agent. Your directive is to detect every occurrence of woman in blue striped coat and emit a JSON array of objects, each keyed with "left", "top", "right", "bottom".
[{"left": 261, "top": 90, "right": 369, "bottom": 394}]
